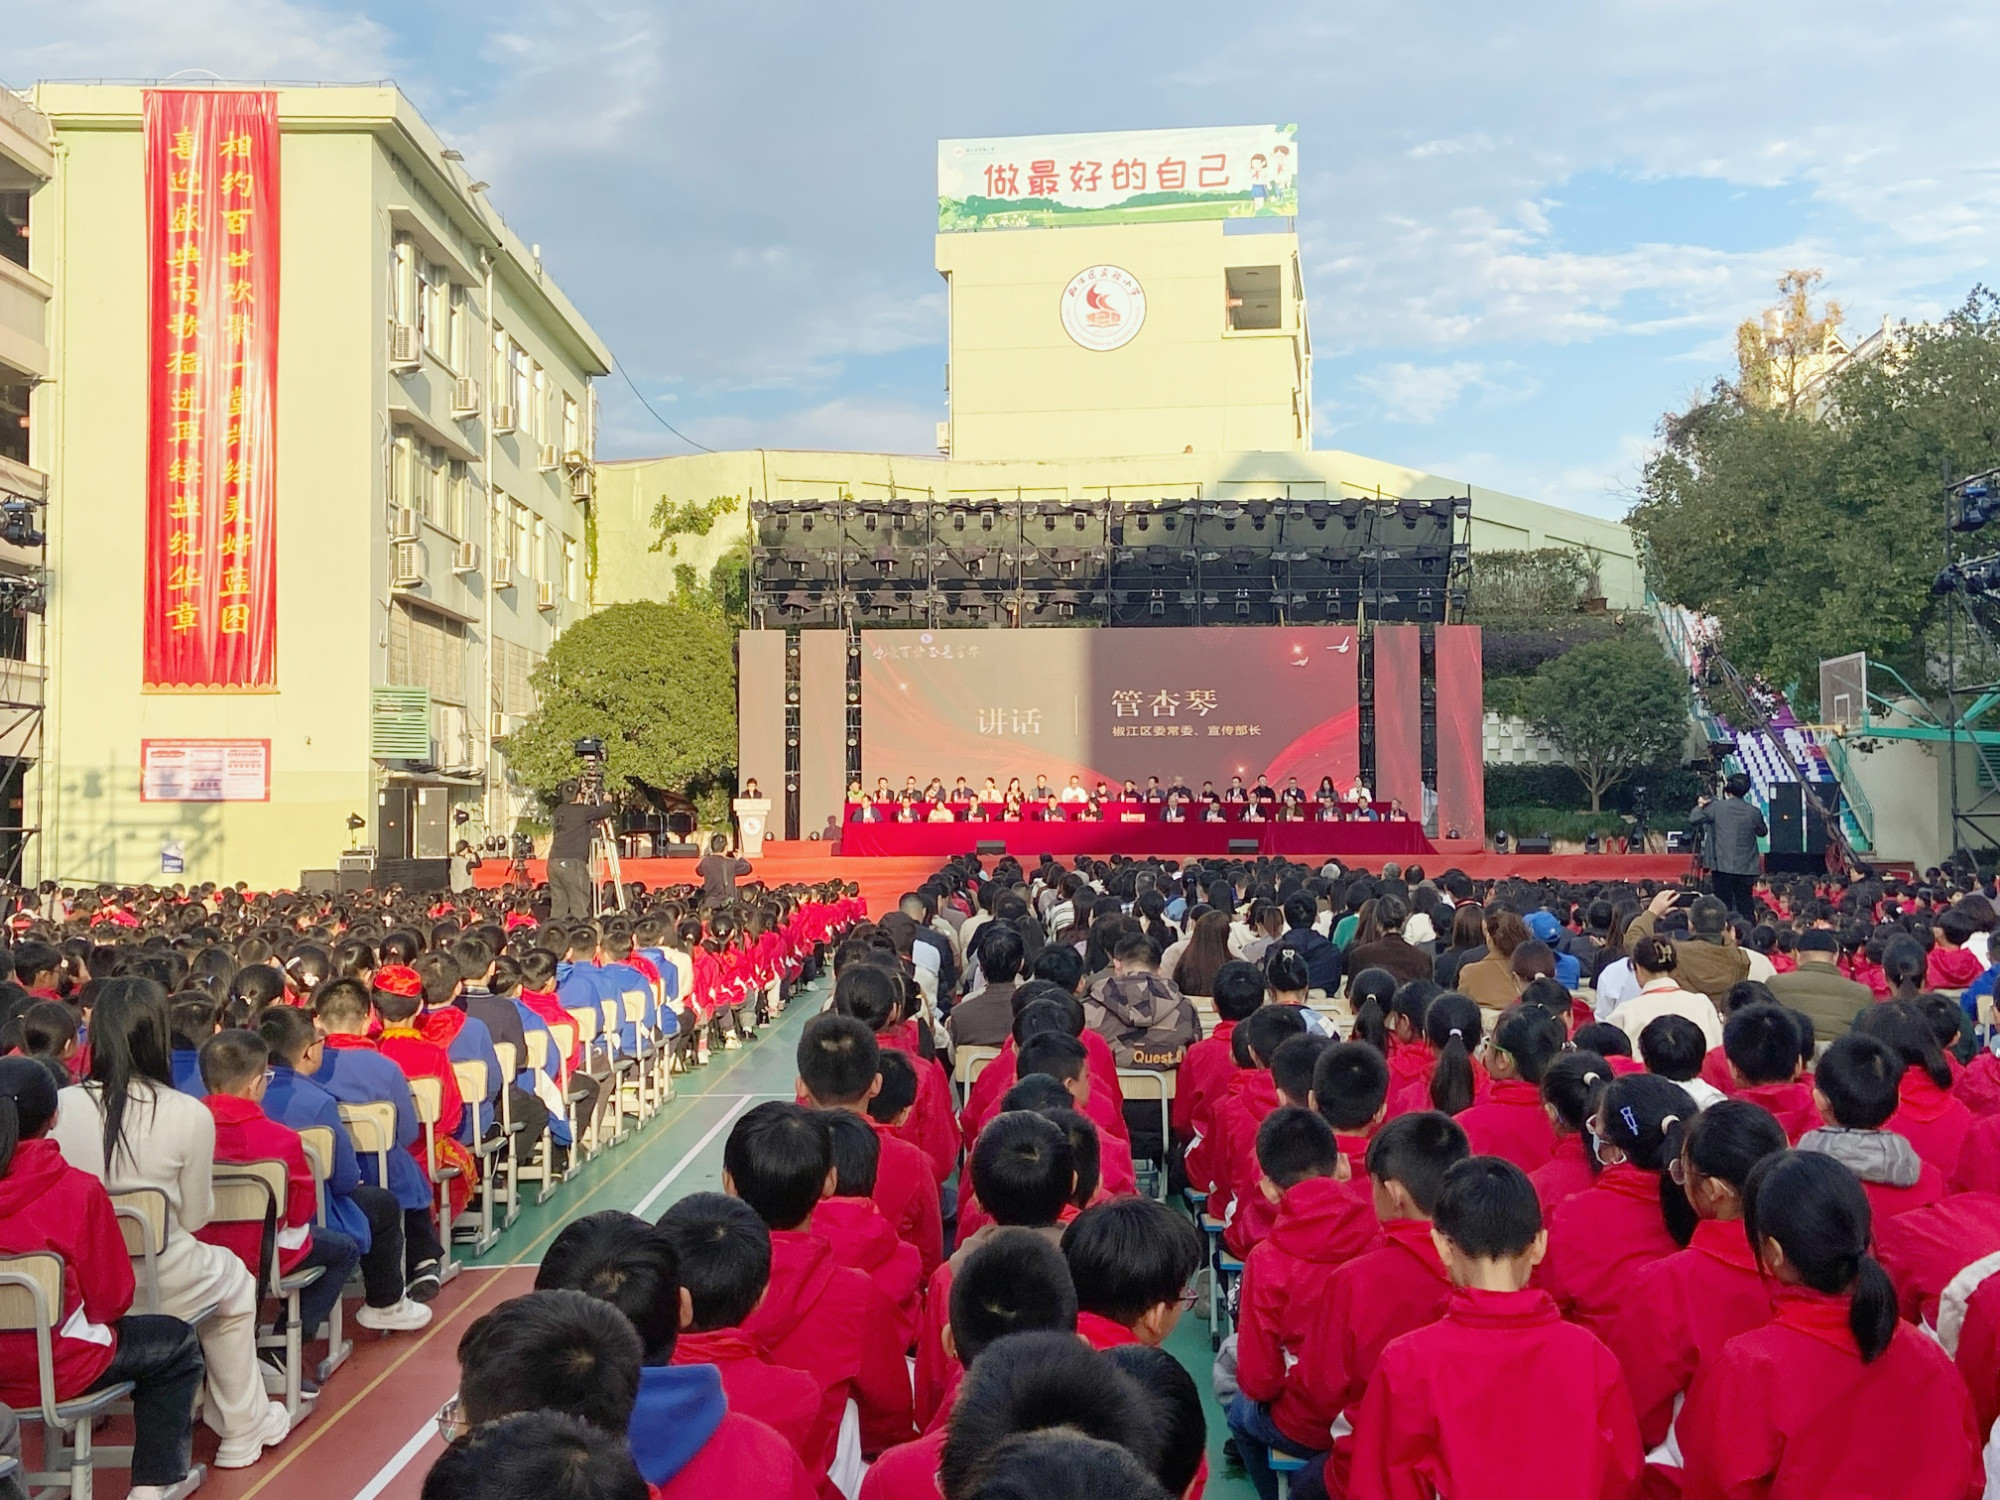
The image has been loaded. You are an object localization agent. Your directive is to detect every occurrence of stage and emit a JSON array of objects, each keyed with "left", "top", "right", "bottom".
[
  {"left": 473, "top": 846, "right": 1696, "bottom": 920},
  {"left": 837, "top": 815, "right": 1435, "bottom": 860}
]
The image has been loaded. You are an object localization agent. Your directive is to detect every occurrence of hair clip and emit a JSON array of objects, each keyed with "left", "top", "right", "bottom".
[
  {"left": 1619, "top": 1104, "right": 1639, "bottom": 1135},
  {"left": 1448, "top": 1027, "right": 1463, "bottom": 1040}
]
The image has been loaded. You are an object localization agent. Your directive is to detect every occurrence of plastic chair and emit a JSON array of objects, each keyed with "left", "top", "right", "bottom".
[
  {"left": 1116, "top": 1067, "right": 1178, "bottom": 1199},
  {"left": 211, "top": 1160, "right": 327, "bottom": 1419},
  {"left": 1271, "top": 1449, "right": 1308, "bottom": 1499},
  {"left": 452, "top": 1059, "right": 504, "bottom": 1254},
  {"left": 0, "top": 1251, "right": 160, "bottom": 1500},
  {"left": 108, "top": 1186, "right": 169, "bottom": 1315},
  {"left": 296, "top": 1131, "right": 353, "bottom": 1382},
  {"left": 517, "top": 1032, "right": 562, "bottom": 1203},
  {"left": 405, "top": 1076, "right": 462, "bottom": 1288},
  {"left": 486, "top": 1041, "right": 531, "bottom": 1227},
  {"left": 952, "top": 1045, "right": 1001, "bottom": 1108},
  {"left": 566, "top": 1005, "right": 618, "bottom": 1154}
]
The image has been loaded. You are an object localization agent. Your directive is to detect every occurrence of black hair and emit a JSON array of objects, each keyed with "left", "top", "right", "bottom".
[
  {"left": 1723, "top": 1005, "right": 1805, "bottom": 1086},
  {"left": 419, "top": 1410, "right": 648, "bottom": 1500},
  {"left": 654, "top": 1192, "right": 771, "bottom": 1330},
  {"left": 1310, "top": 1041, "right": 1391, "bottom": 1131},
  {"left": 948, "top": 1229, "right": 1079, "bottom": 1365},
  {"left": 256, "top": 1003, "right": 318, "bottom": 1066},
  {"left": 1722, "top": 979, "right": 1777, "bottom": 1016},
  {"left": 1060, "top": 1198, "right": 1203, "bottom": 1326},
  {"left": 868, "top": 1047, "right": 919, "bottom": 1124},
  {"left": 980, "top": 925, "right": 1026, "bottom": 984},
  {"left": 1489, "top": 1005, "right": 1565, "bottom": 1086},
  {"left": 938, "top": 1333, "right": 1163, "bottom": 1500},
  {"left": 1638, "top": 1014, "right": 1708, "bottom": 1083},
  {"left": 817, "top": 1108, "right": 881, "bottom": 1197},
  {"left": 1572, "top": 1021, "right": 1632, "bottom": 1059},
  {"left": 1596, "top": 1073, "right": 1696, "bottom": 1170},
  {"left": 1210, "top": 960, "right": 1267, "bottom": 1022},
  {"left": 797, "top": 1012, "right": 881, "bottom": 1106},
  {"left": 457, "top": 1288, "right": 642, "bottom": 1433},
  {"left": 1812, "top": 1033, "right": 1905, "bottom": 1130},
  {"left": 1743, "top": 1151, "right": 1898, "bottom": 1363},
  {"left": 1270, "top": 1032, "right": 1333, "bottom": 1104},
  {"left": 1364, "top": 1109, "right": 1471, "bottom": 1214},
  {"left": 1425, "top": 993, "right": 1484, "bottom": 1115},
  {"left": 1103, "top": 1344, "right": 1206, "bottom": 1499},
  {"left": 832, "top": 963, "right": 903, "bottom": 1030},
  {"left": 1017, "top": 1031, "right": 1088, "bottom": 1088},
  {"left": 1264, "top": 948, "right": 1312, "bottom": 999},
  {"left": 1042, "top": 1107, "right": 1102, "bottom": 1208},
  {"left": 1541, "top": 1051, "right": 1611, "bottom": 1148},
  {"left": 1853, "top": 1000, "right": 1956, "bottom": 1091},
  {"left": 536, "top": 1210, "right": 682, "bottom": 1363},
  {"left": 1028, "top": 944, "right": 1086, "bottom": 995},
  {"left": 85, "top": 976, "right": 175, "bottom": 1171},
  {"left": 197, "top": 1027, "right": 268, "bottom": 1093},
  {"left": 1432, "top": 1156, "right": 1542, "bottom": 1259},
  {"left": 1236, "top": 1004, "right": 1308, "bottom": 1068},
  {"left": 1346, "top": 967, "right": 1399, "bottom": 1053},
  {"left": 971, "top": 1111, "right": 1076, "bottom": 1226},
  {"left": 0, "top": 1055, "right": 59, "bottom": 1178},
  {"left": 721, "top": 1102, "right": 831, "bottom": 1230},
  {"left": 1255, "top": 1105, "right": 1339, "bottom": 1188},
  {"left": 16, "top": 1000, "right": 75, "bottom": 1060},
  {"left": 1002, "top": 1074, "right": 1074, "bottom": 1115},
  {"left": 1678, "top": 1100, "right": 1788, "bottom": 1222}
]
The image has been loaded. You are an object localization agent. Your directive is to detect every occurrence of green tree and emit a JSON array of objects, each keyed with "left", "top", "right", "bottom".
[
  {"left": 503, "top": 599, "right": 736, "bottom": 810},
  {"left": 1520, "top": 632, "right": 1689, "bottom": 810},
  {"left": 1632, "top": 287, "right": 2000, "bottom": 708}
]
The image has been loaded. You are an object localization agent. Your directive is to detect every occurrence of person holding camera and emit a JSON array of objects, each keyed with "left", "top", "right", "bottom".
[
  {"left": 548, "top": 782, "right": 613, "bottom": 920},
  {"left": 1687, "top": 773, "right": 1766, "bottom": 918}
]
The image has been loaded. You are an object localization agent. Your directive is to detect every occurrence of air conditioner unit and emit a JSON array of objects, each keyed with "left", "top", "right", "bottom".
[
  {"left": 562, "top": 448, "right": 588, "bottom": 469},
  {"left": 451, "top": 377, "right": 480, "bottom": 418},
  {"left": 490, "top": 711, "right": 521, "bottom": 739},
  {"left": 392, "top": 541, "right": 425, "bottom": 588},
  {"left": 568, "top": 466, "right": 593, "bottom": 502},
  {"left": 491, "top": 556, "right": 515, "bottom": 589},
  {"left": 391, "top": 506, "right": 421, "bottom": 542},
  {"left": 452, "top": 540, "right": 480, "bottom": 574},
  {"left": 492, "top": 403, "right": 517, "bottom": 434},
  {"left": 536, "top": 580, "right": 559, "bottom": 612},
  {"left": 538, "top": 443, "right": 559, "bottom": 472},
  {"left": 389, "top": 323, "right": 421, "bottom": 369}
]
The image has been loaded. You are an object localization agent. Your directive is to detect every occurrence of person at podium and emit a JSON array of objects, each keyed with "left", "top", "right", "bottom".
[
  {"left": 1250, "top": 774, "right": 1278, "bottom": 804},
  {"left": 1224, "top": 776, "right": 1250, "bottom": 803},
  {"left": 1280, "top": 776, "right": 1307, "bottom": 806},
  {"left": 1202, "top": 799, "right": 1227, "bottom": 824},
  {"left": 949, "top": 778, "right": 975, "bottom": 804},
  {"left": 926, "top": 800, "right": 956, "bottom": 824},
  {"left": 1060, "top": 775, "right": 1090, "bottom": 803}
]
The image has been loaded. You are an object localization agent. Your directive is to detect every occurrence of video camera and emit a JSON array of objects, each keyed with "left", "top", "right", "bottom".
[{"left": 573, "top": 737, "right": 608, "bottom": 800}]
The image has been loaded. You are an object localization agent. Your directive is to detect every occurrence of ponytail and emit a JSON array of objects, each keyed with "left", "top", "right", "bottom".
[
  {"left": 0, "top": 1055, "right": 60, "bottom": 1179},
  {"left": 1426, "top": 993, "right": 1484, "bottom": 1116},
  {"left": 1491, "top": 1006, "right": 1565, "bottom": 1086},
  {"left": 1658, "top": 1115, "right": 1698, "bottom": 1247},
  {"left": 1352, "top": 994, "right": 1388, "bottom": 1054},
  {"left": 1743, "top": 1149, "right": 1897, "bottom": 1364}
]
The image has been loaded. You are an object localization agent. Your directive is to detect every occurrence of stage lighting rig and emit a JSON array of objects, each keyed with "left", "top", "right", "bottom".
[
  {"left": 0, "top": 498, "right": 43, "bottom": 550},
  {"left": 1950, "top": 470, "right": 2000, "bottom": 533},
  {"left": 1933, "top": 554, "right": 2000, "bottom": 597}
]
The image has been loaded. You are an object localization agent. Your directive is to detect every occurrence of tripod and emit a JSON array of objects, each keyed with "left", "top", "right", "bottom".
[{"left": 590, "top": 828, "right": 627, "bottom": 917}]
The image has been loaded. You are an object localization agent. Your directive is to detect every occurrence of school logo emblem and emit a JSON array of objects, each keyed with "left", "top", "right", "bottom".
[{"left": 1060, "top": 265, "right": 1146, "bottom": 351}]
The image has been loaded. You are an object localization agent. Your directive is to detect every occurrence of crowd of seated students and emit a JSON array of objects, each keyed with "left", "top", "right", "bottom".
[
  {"left": 0, "top": 873, "right": 858, "bottom": 1496},
  {"left": 846, "top": 771, "right": 1413, "bottom": 825},
  {"left": 373, "top": 846, "right": 2000, "bottom": 1500}
]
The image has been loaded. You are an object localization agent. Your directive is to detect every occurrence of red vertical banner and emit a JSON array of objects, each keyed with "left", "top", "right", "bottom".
[
  {"left": 1434, "top": 624, "right": 1484, "bottom": 845},
  {"left": 144, "top": 89, "right": 279, "bottom": 690},
  {"left": 1372, "top": 625, "right": 1422, "bottom": 816}
]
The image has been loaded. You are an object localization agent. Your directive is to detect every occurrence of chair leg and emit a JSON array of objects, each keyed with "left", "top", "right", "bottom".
[
  {"left": 319, "top": 1288, "right": 353, "bottom": 1383},
  {"left": 285, "top": 1290, "right": 305, "bottom": 1421},
  {"left": 72, "top": 1416, "right": 93, "bottom": 1500}
]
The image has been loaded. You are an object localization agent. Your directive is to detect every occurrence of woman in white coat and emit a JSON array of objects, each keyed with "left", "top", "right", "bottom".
[{"left": 51, "top": 978, "right": 292, "bottom": 1468}]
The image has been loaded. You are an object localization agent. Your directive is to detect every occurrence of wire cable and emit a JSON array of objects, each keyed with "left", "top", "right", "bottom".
[{"left": 613, "top": 357, "right": 712, "bottom": 453}]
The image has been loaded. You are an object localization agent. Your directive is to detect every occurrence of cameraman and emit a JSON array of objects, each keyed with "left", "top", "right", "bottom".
[{"left": 548, "top": 780, "right": 613, "bottom": 920}]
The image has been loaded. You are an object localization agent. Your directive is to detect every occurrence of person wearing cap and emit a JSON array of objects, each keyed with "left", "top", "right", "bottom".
[
  {"left": 1768, "top": 928, "right": 1874, "bottom": 1044},
  {"left": 1524, "top": 911, "right": 1581, "bottom": 989}
]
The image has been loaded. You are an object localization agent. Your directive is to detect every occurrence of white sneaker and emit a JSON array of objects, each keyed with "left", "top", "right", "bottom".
[
  {"left": 356, "top": 1297, "right": 434, "bottom": 1333},
  {"left": 213, "top": 1400, "right": 293, "bottom": 1468},
  {"left": 127, "top": 1465, "right": 206, "bottom": 1500}
]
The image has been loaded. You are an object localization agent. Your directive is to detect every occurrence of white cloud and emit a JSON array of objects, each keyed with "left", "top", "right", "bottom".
[{"left": 12, "top": 0, "right": 391, "bottom": 84}]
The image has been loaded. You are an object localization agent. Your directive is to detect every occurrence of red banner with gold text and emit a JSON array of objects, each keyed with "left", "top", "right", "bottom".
[{"left": 143, "top": 89, "right": 279, "bottom": 689}]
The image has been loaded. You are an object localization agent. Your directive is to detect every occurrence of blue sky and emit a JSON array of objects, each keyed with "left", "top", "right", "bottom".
[{"left": 17, "top": 0, "right": 2000, "bottom": 520}]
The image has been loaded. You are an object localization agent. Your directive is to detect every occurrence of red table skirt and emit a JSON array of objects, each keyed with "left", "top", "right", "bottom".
[{"left": 837, "top": 817, "right": 1434, "bottom": 859}]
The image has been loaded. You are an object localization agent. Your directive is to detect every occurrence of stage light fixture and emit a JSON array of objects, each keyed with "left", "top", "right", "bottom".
[{"left": 1951, "top": 470, "right": 2000, "bottom": 532}]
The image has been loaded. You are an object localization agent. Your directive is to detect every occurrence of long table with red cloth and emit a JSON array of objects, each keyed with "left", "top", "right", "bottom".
[{"left": 838, "top": 803, "right": 1434, "bottom": 859}]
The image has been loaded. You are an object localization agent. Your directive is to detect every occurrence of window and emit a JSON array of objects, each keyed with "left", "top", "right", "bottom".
[
  {"left": 562, "top": 535, "right": 579, "bottom": 601},
  {"left": 448, "top": 283, "right": 468, "bottom": 372},
  {"left": 387, "top": 601, "right": 467, "bottom": 705},
  {"left": 389, "top": 432, "right": 417, "bottom": 511},
  {"left": 418, "top": 261, "right": 448, "bottom": 360},
  {"left": 0, "top": 375, "right": 28, "bottom": 466},
  {"left": 491, "top": 490, "right": 512, "bottom": 570},
  {"left": 508, "top": 342, "right": 532, "bottom": 420},
  {"left": 1224, "top": 265, "right": 1283, "bottom": 331},
  {"left": 531, "top": 365, "right": 547, "bottom": 445},
  {"left": 391, "top": 236, "right": 417, "bottom": 329},
  {"left": 562, "top": 393, "right": 580, "bottom": 457},
  {"left": 0, "top": 191, "right": 26, "bottom": 271},
  {"left": 515, "top": 501, "right": 533, "bottom": 579},
  {"left": 532, "top": 515, "right": 547, "bottom": 580},
  {"left": 447, "top": 461, "right": 469, "bottom": 538}
]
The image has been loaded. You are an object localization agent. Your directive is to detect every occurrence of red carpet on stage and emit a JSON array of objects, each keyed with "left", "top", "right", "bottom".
[{"left": 475, "top": 847, "right": 1693, "bottom": 919}]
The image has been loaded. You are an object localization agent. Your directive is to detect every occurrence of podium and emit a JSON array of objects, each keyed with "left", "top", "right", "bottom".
[{"left": 734, "top": 797, "right": 773, "bottom": 857}]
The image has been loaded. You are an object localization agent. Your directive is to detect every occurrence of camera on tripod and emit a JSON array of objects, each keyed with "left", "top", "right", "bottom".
[{"left": 573, "top": 737, "right": 608, "bottom": 800}]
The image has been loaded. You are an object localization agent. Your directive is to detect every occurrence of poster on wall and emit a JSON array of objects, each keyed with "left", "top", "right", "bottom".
[
  {"left": 938, "top": 124, "right": 1298, "bottom": 232},
  {"left": 142, "top": 88, "right": 280, "bottom": 690},
  {"left": 140, "top": 739, "right": 271, "bottom": 802}
]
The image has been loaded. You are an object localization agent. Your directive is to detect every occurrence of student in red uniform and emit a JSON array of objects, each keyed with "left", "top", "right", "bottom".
[
  {"left": 371, "top": 965, "right": 478, "bottom": 1225},
  {"left": 1719, "top": 1006, "right": 1821, "bottom": 1142},
  {"left": 831, "top": 960, "right": 960, "bottom": 1186},
  {"left": 1797, "top": 1032, "right": 1947, "bottom": 1222},
  {"left": 1387, "top": 993, "right": 1487, "bottom": 1119},
  {"left": 1107, "top": 1344, "right": 1209, "bottom": 1500},
  {"left": 0, "top": 1056, "right": 206, "bottom": 1500},
  {"left": 1296, "top": 1111, "right": 1471, "bottom": 1500},
  {"left": 1364, "top": 980, "right": 1445, "bottom": 1120},
  {"left": 195, "top": 1029, "right": 361, "bottom": 1376},
  {"left": 812, "top": 1110, "right": 924, "bottom": 1344},
  {"left": 1215, "top": 1006, "right": 1312, "bottom": 1255},
  {"left": 1606, "top": 1101, "right": 1789, "bottom": 1498},
  {"left": 1540, "top": 1072, "right": 1694, "bottom": 1342},
  {"left": 957, "top": 1074, "right": 1130, "bottom": 1240},
  {"left": 721, "top": 1103, "right": 916, "bottom": 1457},
  {"left": 1060, "top": 1196, "right": 1204, "bottom": 1352},
  {"left": 1929, "top": 905, "right": 1987, "bottom": 990},
  {"left": 1856, "top": 1001, "right": 1975, "bottom": 1178},
  {"left": 1456, "top": 1005, "right": 1565, "bottom": 1172},
  {"left": 452, "top": 1286, "right": 816, "bottom": 1500},
  {"left": 1347, "top": 1156, "right": 1643, "bottom": 1500},
  {"left": 1175, "top": 959, "right": 1266, "bottom": 1144},
  {"left": 860, "top": 1231, "right": 1080, "bottom": 1500},
  {"left": 913, "top": 1110, "right": 1076, "bottom": 1430},
  {"left": 1230, "top": 1107, "right": 1368, "bottom": 1500},
  {"left": 531, "top": 1209, "right": 818, "bottom": 1499},
  {"left": 796, "top": 1013, "right": 942, "bottom": 1276},
  {"left": 653, "top": 1195, "right": 824, "bottom": 1471},
  {"left": 1677, "top": 1151, "right": 1983, "bottom": 1500},
  {"left": 1308, "top": 1039, "right": 1392, "bottom": 1185},
  {"left": 1531, "top": 1052, "right": 1610, "bottom": 1215}
]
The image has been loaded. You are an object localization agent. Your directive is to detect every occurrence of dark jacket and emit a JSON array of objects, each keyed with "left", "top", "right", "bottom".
[
  {"left": 1687, "top": 795, "right": 1766, "bottom": 876},
  {"left": 1274, "top": 925, "right": 1342, "bottom": 991},
  {"left": 1344, "top": 934, "right": 1435, "bottom": 987}
]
